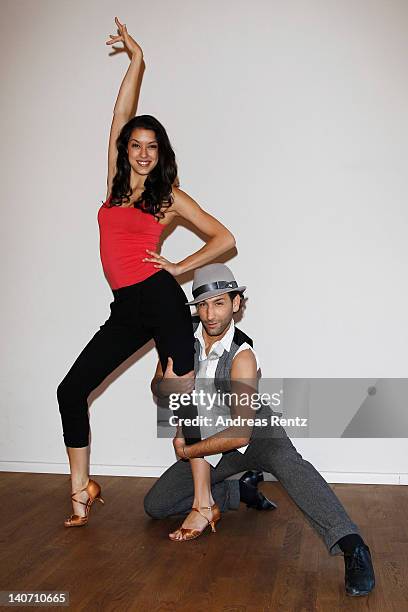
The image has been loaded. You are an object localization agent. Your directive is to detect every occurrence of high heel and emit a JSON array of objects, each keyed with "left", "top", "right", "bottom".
[
  {"left": 64, "top": 478, "right": 105, "bottom": 528},
  {"left": 169, "top": 503, "right": 221, "bottom": 542}
]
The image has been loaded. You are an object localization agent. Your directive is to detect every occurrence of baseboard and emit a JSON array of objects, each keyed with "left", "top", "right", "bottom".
[
  {"left": 0, "top": 461, "right": 164, "bottom": 478},
  {"left": 0, "top": 461, "right": 407, "bottom": 484}
]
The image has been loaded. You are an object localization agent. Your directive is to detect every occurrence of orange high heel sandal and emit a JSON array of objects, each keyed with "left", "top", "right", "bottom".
[
  {"left": 64, "top": 478, "right": 105, "bottom": 528},
  {"left": 169, "top": 503, "right": 221, "bottom": 542}
]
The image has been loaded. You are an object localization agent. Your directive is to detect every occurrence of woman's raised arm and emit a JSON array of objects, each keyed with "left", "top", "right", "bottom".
[{"left": 105, "top": 17, "right": 144, "bottom": 199}]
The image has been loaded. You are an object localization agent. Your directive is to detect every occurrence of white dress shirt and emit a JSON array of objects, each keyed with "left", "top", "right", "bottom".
[{"left": 194, "top": 319, "right": 260, "bottom": 467}]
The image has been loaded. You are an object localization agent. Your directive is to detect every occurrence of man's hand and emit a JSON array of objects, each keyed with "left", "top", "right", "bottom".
[
  {"left": 173, "top": 434, "right": 187, "bottom": 459},
  {"left": 157, "top": 357, "right": 195, "bottom": 397}
]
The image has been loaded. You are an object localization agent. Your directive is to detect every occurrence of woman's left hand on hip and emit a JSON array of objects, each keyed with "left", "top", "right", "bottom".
[{"left": 142, "top": 249, "right": 180, "bottom": 276}]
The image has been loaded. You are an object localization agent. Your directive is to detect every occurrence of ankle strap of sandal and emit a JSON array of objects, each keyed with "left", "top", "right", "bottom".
[
  {"left": 71, "top": 478, "right": 90, "bottom": 503},
  {"left": 191, "top": 505, "right": 215, "bottom": 524}
]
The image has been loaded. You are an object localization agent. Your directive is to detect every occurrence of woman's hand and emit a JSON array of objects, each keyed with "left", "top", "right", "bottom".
[
  {"left": 142, "top": 249, "right": 181, "bottom": 276},
  {"left": 106, "top": 16, "right": 143, "bottom": 59}
]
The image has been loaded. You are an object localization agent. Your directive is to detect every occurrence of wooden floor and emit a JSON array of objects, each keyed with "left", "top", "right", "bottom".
[{"left": 0, "top": 473, "right": 407, "bottom": 611}]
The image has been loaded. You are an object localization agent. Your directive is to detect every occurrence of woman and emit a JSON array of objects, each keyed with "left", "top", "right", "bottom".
[{"left": 57, "top": 17, "right": 235, "bottom": 528}]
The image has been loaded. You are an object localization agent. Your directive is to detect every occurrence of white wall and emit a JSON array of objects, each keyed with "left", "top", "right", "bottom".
[{"left": 1, "top": 0, "right": 407, "bottom": 483}]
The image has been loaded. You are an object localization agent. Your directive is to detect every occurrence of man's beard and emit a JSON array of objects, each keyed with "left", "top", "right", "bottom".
[{"left": 204, "top": 321, "right": 228, "bottom": 336}]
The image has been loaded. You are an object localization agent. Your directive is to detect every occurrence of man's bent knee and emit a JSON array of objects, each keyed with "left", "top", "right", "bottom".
[{"left": 143, "top": 490, "right": 168, "bottom": 519}]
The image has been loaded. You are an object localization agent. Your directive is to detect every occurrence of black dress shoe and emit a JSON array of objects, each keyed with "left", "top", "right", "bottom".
[
  {"left": 240, "top": 470, "right": 264, "bottom": 487},
  {"left": 344, "top": 544, "right": 375, "bottom": 596},
  {"left": 239, "top": 470, "right": 277, "bottom": 510}
]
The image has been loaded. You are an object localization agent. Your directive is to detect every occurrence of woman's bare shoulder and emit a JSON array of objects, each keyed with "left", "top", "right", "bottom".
[{"left": 170, "top": 186, "right": 199, "bottom": 215}]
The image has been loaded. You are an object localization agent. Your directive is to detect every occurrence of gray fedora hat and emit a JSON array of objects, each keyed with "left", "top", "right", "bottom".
[{"left": 185, "top": 263, "right": 246, "bottom": 306}]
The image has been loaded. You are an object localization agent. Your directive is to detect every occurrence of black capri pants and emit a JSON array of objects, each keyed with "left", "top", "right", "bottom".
[{"left": 57, "top": 270, "right": 195, "bottom": 448}]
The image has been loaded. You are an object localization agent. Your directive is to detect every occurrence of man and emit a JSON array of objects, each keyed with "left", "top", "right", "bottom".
[{"left": 144, "top": 264, "right": 375, "bottom": 597}]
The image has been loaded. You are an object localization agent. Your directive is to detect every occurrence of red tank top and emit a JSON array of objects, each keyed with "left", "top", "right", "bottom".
[{"left": 97, "top": 195, "right": 166, "bottom": 289}]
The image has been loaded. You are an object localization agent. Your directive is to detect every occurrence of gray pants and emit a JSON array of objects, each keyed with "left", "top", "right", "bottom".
[{"left": 144, "top": 435, "right": 361, "bottom": 556}]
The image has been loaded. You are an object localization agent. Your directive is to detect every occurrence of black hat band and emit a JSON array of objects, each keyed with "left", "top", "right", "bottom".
[{"left": 192, "top": 280, "right": 238, "bottom": 299}]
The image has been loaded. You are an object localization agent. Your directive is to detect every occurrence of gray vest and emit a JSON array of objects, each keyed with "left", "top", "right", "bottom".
[
  {"left": 192, "top": 317, "right": 277, "bottom": 442},
  {"left": 192, "top": 317, "right": 254, "bottom": 393}
]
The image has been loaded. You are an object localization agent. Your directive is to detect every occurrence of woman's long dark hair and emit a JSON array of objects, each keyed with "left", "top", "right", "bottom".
[{"left": 108, "top": 115, "right": 178, "bottom": 220}]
